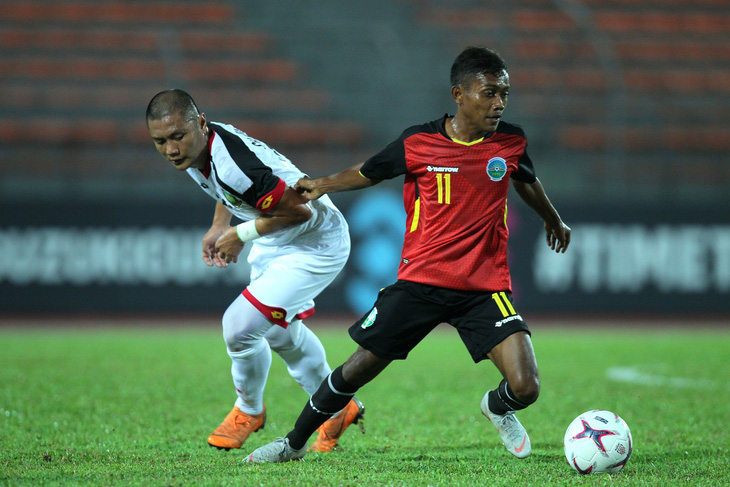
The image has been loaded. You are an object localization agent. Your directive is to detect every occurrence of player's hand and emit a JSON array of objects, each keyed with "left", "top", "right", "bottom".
[
  {"left": 214, "top": 227, "right": 244, "bottom": 265},
  {"left": 294, "top": 177, "right": 324, "bottom": 200},
  {"left": 202, "top": 227, "right": 227, "bottom": 267},
  {"left": 545, "top": 221, "right": 571, "bottom": 253}
]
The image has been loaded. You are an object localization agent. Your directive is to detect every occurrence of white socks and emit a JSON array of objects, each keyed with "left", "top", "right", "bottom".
[
  {"left": 268, "top": 320, "right": 332, "bottom": 396},
  {"left": 228, "top": 340, "right": 271, "bottom": 415}
]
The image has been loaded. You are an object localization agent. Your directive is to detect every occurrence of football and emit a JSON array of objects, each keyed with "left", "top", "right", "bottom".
[{"left": 564, "top": 410, "right": 633, "bottom": 475}]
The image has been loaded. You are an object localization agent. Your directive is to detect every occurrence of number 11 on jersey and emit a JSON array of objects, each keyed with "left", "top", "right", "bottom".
[{"left": 436, "top": 173, "right": 451, "bottom": 204}]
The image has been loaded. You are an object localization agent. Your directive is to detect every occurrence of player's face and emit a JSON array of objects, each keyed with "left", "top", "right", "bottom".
[
  {"left": 148, "top": 111, "right": 209, "bottom": 171},
  {"left": 455, "top": 70, "right": 510, "bottom": 135}
]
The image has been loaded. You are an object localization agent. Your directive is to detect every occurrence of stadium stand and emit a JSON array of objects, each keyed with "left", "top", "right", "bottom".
[
  {"left": 0, "top": 0, "right": 365, "bottom": 197},
  {"left": 406, "top": 0, "right": 730, "bottom": 199},
  {"left": 0, "top": 0, "right": 727, "bottom": 201}
]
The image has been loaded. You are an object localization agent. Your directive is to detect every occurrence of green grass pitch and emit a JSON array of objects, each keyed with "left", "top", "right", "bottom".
[{"left": 1, "top": 320, "right": 728, "bottom": 486}]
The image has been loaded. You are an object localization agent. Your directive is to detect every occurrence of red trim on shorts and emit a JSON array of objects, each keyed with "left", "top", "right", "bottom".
[
  {"left": 294, "top": 307, "right": 315, "bottom": 321},
  {"left": 242, "top": 288, "right": 289, "bottom": 328},
  {"left": 256, "top": 178, "right": 286, "bottom": 214}
]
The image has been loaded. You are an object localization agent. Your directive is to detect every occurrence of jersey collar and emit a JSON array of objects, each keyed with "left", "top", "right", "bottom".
[
  {"left": 200, "top": 130, "right": 215, "bottom": 179},
  {"left": 441, "top": 113, "right": 491, "bottom": 145}
]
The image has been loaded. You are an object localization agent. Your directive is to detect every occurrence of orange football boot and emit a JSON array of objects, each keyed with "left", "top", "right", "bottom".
[
  {"left": 309, "top": 398, "right": 365, "bottom": 452},
  {"left": 207, "top": 405, "right": 267, "bottom": 450}
]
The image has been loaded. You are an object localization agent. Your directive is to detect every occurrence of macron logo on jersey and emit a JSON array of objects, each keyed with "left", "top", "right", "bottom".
[{"left": 427, "top": 166, "right": 459, "bottom": 173}]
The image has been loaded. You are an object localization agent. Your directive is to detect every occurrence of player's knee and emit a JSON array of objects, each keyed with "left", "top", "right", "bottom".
[
  {"left": 221, "top": 308, "right": 239, "bottom": 348},
  {"left": 222, "top": 326, "right": 247, "bottom": 352},
  {"left": 511, "top": 375, "right": 540, "bottom": 405},
  {"left": 221, "top": 308, "right": 264, "bottom": 352},
  {"left": 342, "top": 347, "right": 391, "bottom": 387}
]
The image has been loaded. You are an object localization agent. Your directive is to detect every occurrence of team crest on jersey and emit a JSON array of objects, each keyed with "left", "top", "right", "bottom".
[
  {"left": 486, "top": 157, "right": 507, "bottom": 181},
  {"left": 361, "top": 307, "right": 378, "bottom": 329},
  {"left": 223, "top": 190, "right": 243, "bottom": 207}
]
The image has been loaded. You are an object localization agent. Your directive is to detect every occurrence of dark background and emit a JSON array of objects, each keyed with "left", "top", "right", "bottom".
[{"left": 1, "top": 0, "right": 728, "bottom": 320}]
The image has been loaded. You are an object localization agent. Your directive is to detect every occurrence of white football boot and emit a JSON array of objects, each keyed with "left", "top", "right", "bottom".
[
  {"left": 480, "top": 393, "right": 532, "bottom": 459},
  {"left": 244, "top": 437, "right": 307, "bottom": 464}
]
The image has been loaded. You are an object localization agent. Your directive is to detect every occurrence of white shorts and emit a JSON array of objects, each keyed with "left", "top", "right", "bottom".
[{"left": 243, "top": 233, "right": 350, "bottom": 327}]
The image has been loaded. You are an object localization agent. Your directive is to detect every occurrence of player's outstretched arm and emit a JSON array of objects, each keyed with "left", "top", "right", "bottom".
[
  {"left": 513, "top": 178, "right": 571, "bottom": 253},
  {"left": 295, "top": 163, "right": 380, "bottom": 200}
]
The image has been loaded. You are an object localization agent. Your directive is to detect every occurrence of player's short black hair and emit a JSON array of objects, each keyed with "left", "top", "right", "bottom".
[
  {"left": 450, "top": 46, "right": 508, "bottom": 88},
  {"left": 146, "top": 89, "right": 200, "bottom": 123}
]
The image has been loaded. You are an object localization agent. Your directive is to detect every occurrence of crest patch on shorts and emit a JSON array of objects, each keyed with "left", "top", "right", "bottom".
[{"left": 361, "top": 307, "right": 378, "bottom": 329}]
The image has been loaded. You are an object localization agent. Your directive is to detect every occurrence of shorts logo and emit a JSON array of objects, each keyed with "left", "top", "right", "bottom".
[
  {"left": 271, "top": 310, "right": 285, "bottom": 320},
  {"left": 486, "top": 157, "right": 507, "bottom": 181},
  {"left": 223, "top": 190, "right": 243, "bottom": 207},
  {"left": 495, "top": 314, "right": 522, "bottom": 327},
  {"left": 361, "top": 307, "right": 378, "bottom": 329}
]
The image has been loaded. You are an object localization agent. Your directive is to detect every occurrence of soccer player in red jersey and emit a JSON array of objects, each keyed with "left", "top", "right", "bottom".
[{"left": 245, "top": 46, "right": 571, "bottom": 463}]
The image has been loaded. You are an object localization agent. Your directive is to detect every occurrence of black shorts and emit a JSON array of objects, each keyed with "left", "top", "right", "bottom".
[{"left": 349, "top": 280, "right": 530, "bottom": 363}]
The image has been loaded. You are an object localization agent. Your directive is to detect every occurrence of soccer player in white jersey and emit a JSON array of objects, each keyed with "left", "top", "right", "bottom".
[{"left": 146, "top": 89, "right": 363, "bottom": 453}]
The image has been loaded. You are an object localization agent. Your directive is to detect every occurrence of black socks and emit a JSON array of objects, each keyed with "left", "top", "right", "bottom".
[
  {"left": 487, "top": 379, "right": 529, "bottom": 415},
  {"left": 286, "top": 366, "right": 359, "bottom": 450}
]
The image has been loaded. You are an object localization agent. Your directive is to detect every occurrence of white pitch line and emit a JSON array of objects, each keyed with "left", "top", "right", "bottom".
[{"left": 606, "top": 366, "right": 720, "bottom": 390}]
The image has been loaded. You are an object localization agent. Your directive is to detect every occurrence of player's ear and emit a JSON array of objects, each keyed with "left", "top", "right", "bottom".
[
  {"left": 198, "top": 112, "right": 207, "bottom": 132},
  {"left": 451, "top": 85, "right": 463, "bottom": 105}
]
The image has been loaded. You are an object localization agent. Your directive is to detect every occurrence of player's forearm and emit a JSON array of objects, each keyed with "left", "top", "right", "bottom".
[
  {"left": 226, "top": 214, "right": 300, "bottom": 246},
  {"left": 243, "top": 186, "right": 313, "bottom": 238},
  {"left": 514, "top": 179, "right": 562, "bottom": 226},
  {"left": 256, "top": 206, "right": 312, "bottom": 236},
  {"left": 211, "top": 202, "right": 233, "bottom": 228},
  {"left": 314, "top": 164, "right": 379, "bottom": 195}
]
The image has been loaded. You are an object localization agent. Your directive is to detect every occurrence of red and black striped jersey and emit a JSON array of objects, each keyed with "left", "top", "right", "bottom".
[{"left": 361, "top": 115, "right": 536, "bottom": 292}]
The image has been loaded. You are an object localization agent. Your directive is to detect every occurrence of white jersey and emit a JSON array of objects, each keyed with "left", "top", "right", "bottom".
[{"left": 186, "top": 121, "right": 348, "bottom": 247}]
